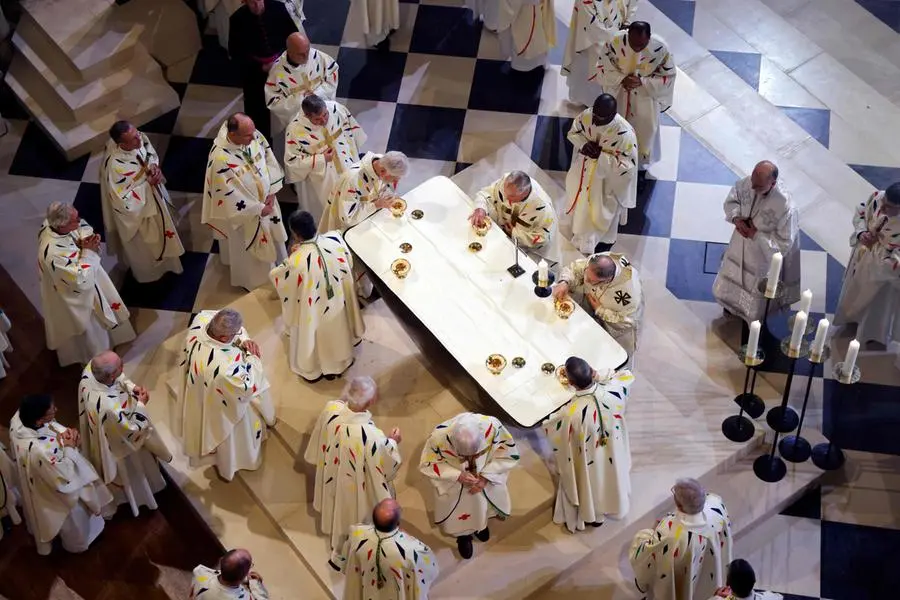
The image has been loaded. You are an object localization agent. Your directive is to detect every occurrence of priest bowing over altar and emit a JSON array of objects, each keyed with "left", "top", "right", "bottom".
[
  {"left": 100, "top": 120, "right": 184, "bottom": 283},
  {"left": 265, "top": 32, "right": 339, "bottom": 132},
  {"left": 469, "top": 170, "right": 561, "bottom": 264},
  {"left": 563, "top": 94, "right": 639, "bottom": 254},
  {"left": 203, "top": 113, "right": 288, "bottom": 291},
  {"left": 596, "top": 21, "right": 675, "bottom": 170},
  {"left": 834, "top": 183, "right": 900, "bottom": 350},
  {"left": 284, "top": 94, "right": 366, "bottom": 216},
  {"left": 270, "top": 211, "right": 364, "bottom": 382},
  {"left": 471, "top": 0, "right": 557, "bottom": 72},
  {"left": 38, "top": 202, "right": 136, "bottom": 367},
  {"left": 178, "top": 309, "right": 277, "bottom": 481},
  {"left": 543, "top": 357, "right": 634, "bottom": 533}
]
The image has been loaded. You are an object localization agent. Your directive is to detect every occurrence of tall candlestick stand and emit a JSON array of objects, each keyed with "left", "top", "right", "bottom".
[
  {"left": 756, "top": 278, "right": 783, "bottom": 333},
  {"left": 722, "top": 345, "right": 765, "bottom": 442},
  {"left": 507, "top": 238, "right": 525, "bottom": 278},
  {"left": 779, "top": 347, "right": 830, "bottom": 463},
  {"left": 811, "top": 362, "right": 859, "bottom": 471},
  {"left": 532, "top": 270, "right": 555, "bottom": 298},
  {"left": 787, "top": 313, "right": 816, "bottom": 335}
]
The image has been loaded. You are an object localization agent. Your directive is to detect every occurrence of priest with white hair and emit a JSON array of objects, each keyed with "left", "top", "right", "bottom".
[
  {"left": 419, "top": 412, "right": 520, "bottom": 560},
  {"left": 630, "top": 478, "right": 733, "bottom": 600},
  {"left": 10, "top": 394, "right": 114, "bottom": 556},
  {"left": 78, "top": 351, "right": 172, "bottom": 517},
  {"left": 202, "top": 112, "right": 288, "bottom": 291},
  {"left": 469, "top": 0, "right": 557, "bottom": 71},
  {"left": 38, "top": 202, "right": 136, "bottom": 367},
  {"left": 284, "top": 94, "right": 366, "bottom": 216},
  {"left": 100, "top": 120, "right": 184, "bottom": 283},
  {"left": 834, "top": 183, "right": 900, "bottom": 350},
  {"left": 178, "top": 308, "right": 277, "bottom": 481},
  {"left": 265, "top": 32, "right": 338, "bottom": 132},
  {"left": 563, "top": 0, "right": 638, "bottom": 107},
  {"left": 469, "top": 170, "right": 560, "bottom": 264},
  {"left": 543, "top": 357, "right": 634, "bottom": 533},
  {"left": 304, "top": 376, "right": 402, "bottom": 558},
  {"left": 563, "top": 94, "right": 639, "bottom": 254}
]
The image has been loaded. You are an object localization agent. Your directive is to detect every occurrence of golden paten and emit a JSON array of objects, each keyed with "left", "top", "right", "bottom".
[
  {"left": 391, "top": 258, "right": 410, "bottom": 279},
  {"left": 399, "top": 242, "right": 412, "bottom": 253},
  {"left": 486, "top": 354, "right": 507, "bottom": 374},
  {"left": 390, "top": 198, "right": 407, "bottom": 218}
]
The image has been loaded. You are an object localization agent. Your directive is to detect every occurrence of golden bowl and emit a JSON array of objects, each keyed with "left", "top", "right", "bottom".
[
  {"left": 391, "top": 258, "right": 410, "bottom": 279},
  {"left": 511, "top": 356, "right": 526, "bottom": 368},
  {"left": 410, "top": 209, "right": 424, "bottom": 220},
  {"left": 555, "top": 298, "right": 575, "bottom": 319},
  {"left": 389, "top": 198, "right": 407, "bottom": 217},
  {"left": 541, "top": 362, "right": 555, "bottom": 374},
  {"left": 556, "top": 365, "right": 570, "bottom": 387},
  {"left": 399, "top": 242, "right": 412, "bottom": 253},
  {"left": 486, "top": 353, "right": 507, "bottom": 375},
  {"left": 473, "top": 220, "right": 492, "bottom": 237},
  {"left": 468, "top": 241, "right": 483, "bottom": 252}
]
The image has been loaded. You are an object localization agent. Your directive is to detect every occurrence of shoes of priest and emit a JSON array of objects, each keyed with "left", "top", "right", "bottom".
[
  {"left": 474, "top": 527, "right": 490, "bottom": 542},
  {"left": 457, "top": 535, "right": 474, "bottom": 559}
]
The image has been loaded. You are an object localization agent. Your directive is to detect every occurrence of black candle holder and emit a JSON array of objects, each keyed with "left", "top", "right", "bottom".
[
  {"left": 811, "top": 362, "right": 859, "bottom": 471},
  {"left": 722, "top": 345, "right": 765, "bottom": 443},
  {"left": 532, "top": 270, "right": 555, "bottom": 298},
  {"left": 779, "top": 346, "right": 830, "bottom": 463},
  {"left": 507, "top": 238, "right": 525, "bottom": 278}
]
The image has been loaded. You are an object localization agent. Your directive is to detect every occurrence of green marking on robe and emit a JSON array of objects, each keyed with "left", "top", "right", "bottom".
[{"left": 301, "top": 236, "right": 335, "bottom": 300}]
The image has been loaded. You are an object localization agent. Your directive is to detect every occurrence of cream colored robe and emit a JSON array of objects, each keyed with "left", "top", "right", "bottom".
[
  {"left": 178, "top": 310, "right": 277, "bottom": 481},
  {"left": 834, "top": 191, "right": 900, "bottom": 347},
  {"left": 307, "top": 407, "right": 401, "bottom": 554},
  {"left": 38, "top": 220, "right": 136, "bottom": 367},
  {"left": 596, "top": 31, "right": 675, "bottom": 166},
  {"left": 0, "top": 441, "right": 22, "bottom": 542},
  {"left": 78, "top": 363, "right": 171, "bottom": 517},
  {"left": 284, "top": 100, "right": 367, "bottom": 216},
  {"left": 304, "top": 399, "right": 349, "bottom": 508},
  {"left": 202, "top": 123, "right": 288, "bottom": 290},
  {"left": 270, "top": 232, "right": 365, "bottom": 380},
  {"left": 99, "top": 134, "right": 184, "bottom": 283},
  {"left": 9, "top": 413, "right": 114, "bottom": 555},
  {"left": 338, "top": 525, "right": 440, "bottom": 600},
  {"left": 265, "top": 47, "right": 339, "bottom": 131},
  {"left": 712, "top": 177, "right": 801, "bottom": 322},
  {"left": 494, "top": 0, "right": 557, "bottom": 71},
  {"left": 419, "top": 413, "right": 520, "bottom": 537},
  {"left": 190, "top": 564, "right": 270, "bottom": 599},
  {"left": 543, "top": 371, "right": 634, "bottom": 532},
  {"left": 563, "top": 0, "right": 638, "bottom": 106},
  {"left": 474, "top": 174, "right": 560, "bottom": 264},
  {"left": 352, "top": 0, "right": 400, "bottom": 46},
  {"left": 630, "top": 494, "right": 734, "bottom": 600},
  {"left": 563, "top": 110, "right": 638, "bottom": 253}
]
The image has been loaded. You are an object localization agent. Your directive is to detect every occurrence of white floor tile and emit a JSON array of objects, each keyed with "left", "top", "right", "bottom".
[
  {"left": 457, "top": 109, "right": 537, "bottom": 164},
  {"left": 397, "top": 54, "right": 477, "bottom": 109},
  {"left": 822, "top": 451, "right": 900, "bottom": 532},
  {"left": 757, "top": 57, "right": 826, "bottom": 109},
  {"left": 173, "top": 83, "right": 244, "bottom": 139},
  {"left": 538, "top": 64, "right": 584, "bottom": 118},
  {"left": 647, "top": 125, "right": 681, "bottom": 182},
  {"left": 691, "top": 7, "right": 759, "bottom": 54},
  {"left": 828, "top": 112, "right": 900, "bottom": 169},
  {"left": 670, "top": 181, "right": 735, "bottom": 243},
  {"left": 397, "top": 158, "right": 456, "bottom": 195},
  {"left": 737, "top": 514, "right": 822, "bottom": 598},
  {"left": 341, "top": 99, "right": 397, "bottom": 155},
  {"left": 797, "top": 249, "right": 828, "bottom": 314}
]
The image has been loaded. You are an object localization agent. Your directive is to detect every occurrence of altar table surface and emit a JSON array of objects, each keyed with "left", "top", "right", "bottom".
[{"left": 344, "top": 176, "right": 628, "bottom": 427}]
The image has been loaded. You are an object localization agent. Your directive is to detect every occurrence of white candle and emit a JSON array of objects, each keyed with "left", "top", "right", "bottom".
[
  {"left": 810, "top": 318, "right": 829, "bottom": 358},
  {"left": 538, "top": 259, "right": 549, "bottom": 287},
  {"left": 798, "top": 289, "right": 813, "bottom": 315},
  {"left": 765, "top": 252, "right": 783, "bottom": 296},
  {"left": 745, "top": 320, "right": 761, "bottom": 362},
  {"left": 842, "top": 339, "right": 860, "bottom": 380},
  {"left": 789, "top": 310, "right": 807, "bottom": 352}
]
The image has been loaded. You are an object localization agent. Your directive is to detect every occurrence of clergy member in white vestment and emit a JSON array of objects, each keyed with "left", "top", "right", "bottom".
[
  {"left": 78, "top": 351, "right": 172, "bottom": 517},
  {"left": 0, "top": 309, "right": 12, "bottom": 380},
  {"left": 713, "top": 161, "right": 801, "bottom": 322},
  {"left": 352, "top": 0, "right": 400, "bottom": 47},
  {"left": 0, "top": 441, "right": 22, "bottom": 541},
  {"left": 270, "top": 211, "right": 364, "bottom": 381},
  {"left": 306, "top": 377, "right": 402, "bottom": 556},
  {"left": 284, "top": 94, "right": 367, "bottom": 216},
  {"left": 563, "top": 94, "right": 639, "bottom": 254},
  {"left": 596, "top": 22, "right": 675, "bottom": 170},
  {"left": 202, "top": 113, "right": 289, "bottom": 291},
  {"left": 834, "top": 184, "right": 900, "bottom": 349},
  {"left": 469, "top": 170, "right": 560, "bottom": 264},
  {"left": 100, "top": 120, "right": 184, "bottom": 283},
  {"left": 419, "top": 412, "right": 520, "bottom": 560},
  {"left": 481, "top": 0, "right": 557, "bottom": 71},
  {"left": 465, "top": 0, "right": 500, "bottom": 30},
  {"left": 563, "top": 0, "right": 638, "bottom": 107},
  {"left": 706, "top": 559, "right": 783, "bottom": 600},
  {"left": 554, "top": 252, "right": 644, "bottom": 363},
  {"left": 10, "top": 395, "right": 114, "bottom": 556},
  {"left": 38, "top": 202, "right": 136, "bottom": 367},
  {"left": 543, "top": 357, "right": 634, "bottom": 533},
  {"left": 192, "top": 548, "right": 270, "bottom": 600},
  {"left": 265, "top": 32, "right": 339, "bottom": 132},
  {"left": 630, "top": 478, "right": 733, "bottom": 600},
  {"left": 178, "top": 309, "right": 277, "bottom": 481},
  {"left": 336, "top": 499, "right": 439, "bottom": 600}
]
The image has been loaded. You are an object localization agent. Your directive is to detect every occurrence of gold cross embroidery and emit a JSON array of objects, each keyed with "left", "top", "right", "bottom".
[
  {"left": 289, "top": 71, "right": 323, "bottom": 97},
  {"left": 320, "top": 126, "right": 345, "bottom": 175}
]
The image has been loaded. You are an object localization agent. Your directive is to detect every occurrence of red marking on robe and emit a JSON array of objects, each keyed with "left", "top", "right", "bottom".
[
  {"left": 567, "top": 158, "right": 590, "bottom": 215},
  {"left": 516, "top": 6, "right": 538, "bottom": 56},
  {"left": 484, "top": 423, "right": 493, "bottom": 438},
  {"left": 458, "top": 513, "right": 471, "bottom": 521},
  {"left": 111, "top": 302, "right": 121, "bottom": 310},
  {"left": 673, "top": 547, "right": 679, "bottom": 558},
  {"left": 164, "top": 230, "right": 175, "bottom": 239},
  {"left": 81, "top": 264, "right": 91, "bottom": 270},
  {"left": 432, "top": 464, "right": 440, "bottom": 476},
  {"left": 297, "top": 273, "right": 303, "bottom": 286},
  {"left": 132, "top": 190, "right": 141, "bottom": 202},
  {"left": 367, "top": 549, "right": 373, "bottom": 560},
  {"left": 334, "top": 456, "right": 339, "bottom": 464}
]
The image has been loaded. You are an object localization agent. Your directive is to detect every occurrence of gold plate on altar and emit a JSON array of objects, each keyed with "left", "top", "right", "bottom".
[
  {"left": 555, "top": 298, "right": 575, "bottom": 319},
  {"left": 556, "top": 365, "right": 570, "bottom": 387},
  {"left": 511, "top": 356, "right": 526, "bottom": 368},
  {"left": 473, "top": 220, "right": 492, "bottom": 237},
  {"left": 391, "top": 258, "right": 410, "bottom": 279},
  {"left": 410, "top": 209, "right": 424, "bottom": 220},
  {"left": 468, "top": 241, "right": 483, "bottom": 252},
  {"left": 399, "top": 243, "right": 412, "bottom": 253},
  {"left": 390, "top": 198, "right": 407, "bottom": 217},
  {"left": 541, "top": 362, "right": 555, "bottom": 374},
  {"left": 486, "top": 354, "right": 507, "bottom": 374}
]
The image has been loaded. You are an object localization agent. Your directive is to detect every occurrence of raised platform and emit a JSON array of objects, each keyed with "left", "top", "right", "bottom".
[{"left": 121, "top": 146, "right": 822, "bottom": 599}]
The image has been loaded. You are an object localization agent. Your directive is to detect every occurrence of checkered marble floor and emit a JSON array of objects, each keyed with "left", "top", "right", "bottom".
[{"left": 0, "top": 0, "right": 899, "bottom": 598}]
